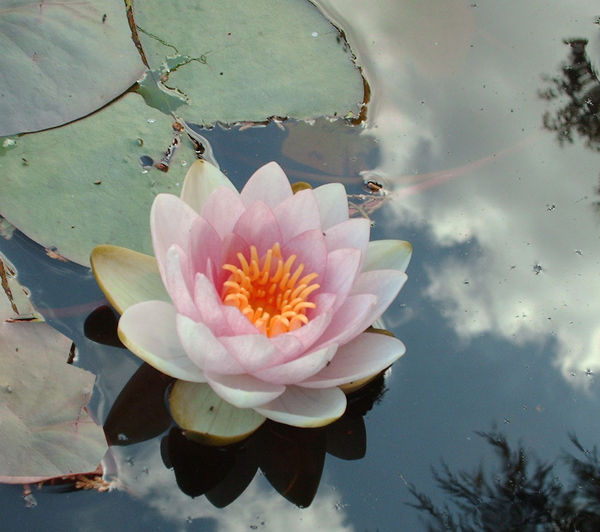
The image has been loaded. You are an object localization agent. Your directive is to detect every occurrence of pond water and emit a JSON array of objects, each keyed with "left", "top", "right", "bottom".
[{"left": 2, "top": 0, "right": 600, "bottom": 530}]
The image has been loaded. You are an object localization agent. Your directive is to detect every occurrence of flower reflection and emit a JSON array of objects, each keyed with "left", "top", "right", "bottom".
[
  {"left": 409, "top": 429, "right": 600, "bottom": 530},
  {"left": 103, "top": 362, "right": 386, "bottom": 507}
]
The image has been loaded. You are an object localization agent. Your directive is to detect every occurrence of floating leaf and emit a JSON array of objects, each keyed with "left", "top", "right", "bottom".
[
  {"left": 169, "top": 380, "right": 266, "bottom": 446},
  {"left": 134, "top": 0, "right": 364, "bottom": 124},
  {"left": 0, "top": 0, "right": 145, "bottom": 136},
  {"left": 0, "top": 93, "right": 195, "bottom": 265},
  {"left": 0, "top": 256, "right": 107, "bottom": 481}
]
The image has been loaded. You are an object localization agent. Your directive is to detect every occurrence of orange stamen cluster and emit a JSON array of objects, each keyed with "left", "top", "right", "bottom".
[{"left": 221, "top": 243, "right": 320, "bottom": 337}]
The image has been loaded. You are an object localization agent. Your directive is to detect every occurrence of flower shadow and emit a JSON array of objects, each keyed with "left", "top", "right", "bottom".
[{"left": 103, "top": 361, "right": 386, "bottom": 507}]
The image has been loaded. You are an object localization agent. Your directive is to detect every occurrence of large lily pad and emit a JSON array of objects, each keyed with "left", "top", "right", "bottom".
[
  {"left": 0, "top": 255, "right": 107, "bottom": 481},
  {"left": 134, "top": 0, "right": 364, "bottom": 124},
  {"left": 0, "top": 93, "right": 195, "bottom": 265},
  {"left": 0, "top": 0, "right": 145, "bottom": 136}
]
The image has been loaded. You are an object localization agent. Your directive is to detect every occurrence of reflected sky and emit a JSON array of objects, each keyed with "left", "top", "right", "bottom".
[{"left": 318, "top": 0, "right": 600, "bottom": 384}]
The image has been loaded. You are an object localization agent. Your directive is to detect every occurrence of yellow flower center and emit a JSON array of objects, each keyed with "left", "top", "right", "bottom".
[{"left": 221, "top": 243, "right": 320, "bottom": 337}]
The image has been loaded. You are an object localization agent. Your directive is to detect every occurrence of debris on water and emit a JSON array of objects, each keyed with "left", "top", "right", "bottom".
[
  {"left": 533, "top": 263, "right": 543, "bottom": 275},
  {"left": 23, "top": 493, "right": 37, "bottom": 509},
  {"left": 139, "top": 155, "right": 154, "bottom": 170}
]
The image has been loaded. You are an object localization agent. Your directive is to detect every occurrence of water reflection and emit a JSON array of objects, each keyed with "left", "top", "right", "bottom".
[
  {"left": 540, "top": 38, "right": 600, "bottom": 151},
  {"left": 409, "top": 429, "right": 600, "bottom": 531},
  {"left": 330, "top": 2, "right": 600, "bottom": 385},
  {"left": 103, "top": 360, "right": 385, "bottom": 508}
]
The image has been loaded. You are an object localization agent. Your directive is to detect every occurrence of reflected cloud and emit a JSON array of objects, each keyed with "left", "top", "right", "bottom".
[
  {"left": 314, "top": 1, "right": 600, "bottom": 385},
  {"left": 112, "top": 439, "right": 354, "bottom": 532}
]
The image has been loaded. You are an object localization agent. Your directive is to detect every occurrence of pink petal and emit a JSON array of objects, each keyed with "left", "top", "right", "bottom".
[
  {"left": 240, "top": 162, "right": 293, "bottom": 208},
  {"left": 193, "top": 274, "right": 230, "bottom": 336},
  {"left": 311, "top": 293, "right": 377, "bottom": 348},
  {"left": 270, "top": 309, "right": 334, "bottom": 363},
  {"left": 205, "top": 372, "right": 285, "bottom": 408},
  {"left": 215, "top": 232, "right": 250, "bottom": 287},
  {"left": 188, "top": 216, "right": 222, "bottom": 278},
  {"left": 200, "top": 187, "right": 246, "bottom": 238},
  {"left": 273, "top": 189, "right": 321, "bottom": 243},
  {"left": 118, "top": 301, "right": 205, "bottom": 382},
  {"left": 312, "top": 183, "right": 349, "bottom": 230},
  {"left": 176, "top": 314, "right": 245, "bottom": 375},
  {"left": 363, "top": 240, "right": 412, "bottom": 273},
  {"left": 324, "top": 218, "right": 370, "bottom": 257},
  {"left": 320, "top": 248, "right": 362, "bottom": 311},
  {"left": 350, "top": 269, "right": 408, "bottom": 324},
  {"left": 254, "top": 386, "right": 346, "bottom": 427},
  {"left": 151, "top": 194, "right": 199, "bottom": 280},
  {"left": 218, "top": 333, "right": 279, "bottom": 372},
  {"left": 300, "top": 332, "right": 405, "bottom": 389},
  {"left": 232, "top": 201, "right": 283, "bottom": 258},
  {"left": 164, "top": 245, "right": 201, "bottom": 321},
  {"left": 222, "top": 305, "right": 261, "bottom": 335},
  {"left": 281, "top": 229, "right": 327, "bottom": 281},
  {"left": 252, "top": 344, "right": 338, "bottom": 384},
  {"left": 180, "top": 159, "right": 237, "bottom": 214}
]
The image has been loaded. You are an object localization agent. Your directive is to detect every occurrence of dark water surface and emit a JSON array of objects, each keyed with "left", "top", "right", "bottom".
[{"left": 3, "top": 1, "right": 600, "bottom": 530}]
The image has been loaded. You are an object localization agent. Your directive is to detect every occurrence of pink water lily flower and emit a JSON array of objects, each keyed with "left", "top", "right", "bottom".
[{"left": 93, "top": 160, "right": 411, "bottom": 428}]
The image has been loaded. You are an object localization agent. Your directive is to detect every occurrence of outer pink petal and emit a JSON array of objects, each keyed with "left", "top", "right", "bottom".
[
  {"left": 164, "top": 245, "right": 201, "bottom": 321},
  {"left": 300, "top": 332, "right": 406, "bottom": 389},
  {"left": 320, "top": 248, "right": 362, "bottom": 311},
  {"left": 240, "top": 162, "right": 293, "bottom": 208},
  {"left": 281, "top": 229, "right": 327, "bottom": 281},
  {"left": 176, "top": 314, "right": 245, "bottom": 375},
  {"left": 254, "top": 386, "right": 346, "bottom": 427},
  {"left": 188, "top": 216, "right": 222, "bottom": 278},
  {"left": 118, "top": 301, "right": 205, "bottom": 382},
  {"left": 324, "top": 218, "right": 370, "bottom": 257},
  {"left": 252, "top": 344, "right": 338, "bottom": 384},
  {"left": 193, "top": 274, "right": 230, "bottom": 336},
  {"left": 151, "top": 194, "right": 199, "bottom": 280},
  {"left": 232, "top": 201, "right": 283, "bottom": 258},
  {"left": 205, "top": 372, "right": 285, "bottom": 408},
  {"left": 200, "top": 187, "right": 246, "bottom": 238},
  {"left": 312, "top": 183, "right": 349, "bottom": 230},
  {"left": 218, "top": 333, "right": 279, "bottom": 372},
  {"left": 311, "top": 293, "right": 377, "bottom": 349},
  {"left": 350, "top": 269, "right": 408, "bottom": 325},
  {"left": 273, "top": 189, "right": 321, "bottom": 243}
]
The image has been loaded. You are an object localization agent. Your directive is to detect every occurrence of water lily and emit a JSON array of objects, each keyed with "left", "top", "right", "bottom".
[{"left": 91, "top": 160, "right": 411, "bottom": 429}]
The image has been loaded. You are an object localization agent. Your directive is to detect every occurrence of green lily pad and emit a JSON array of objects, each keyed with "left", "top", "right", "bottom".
[
  {"left": 0, "top": 255, "right": 107, "bottom": 481},
  {"left": 169, "top": 380, "right": 266, "bottom": 446},
  {"left": 0, "top": 93, "right": 195, "bottom": 266},
  {"left": 0, "top": 0, "right": 145, "bottom": 136},
  {"left": 133, "top": 0, "right": 364, "bottom": 124}
]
